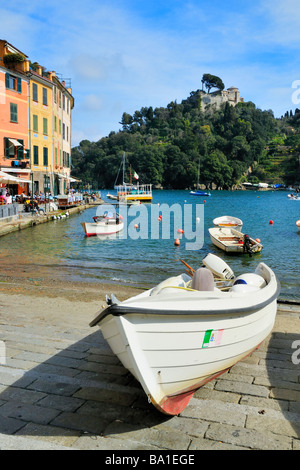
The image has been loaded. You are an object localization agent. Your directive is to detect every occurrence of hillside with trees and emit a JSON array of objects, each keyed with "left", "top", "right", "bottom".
[{"left": 71, "top": 76, "right": 300, "bottom": 190}]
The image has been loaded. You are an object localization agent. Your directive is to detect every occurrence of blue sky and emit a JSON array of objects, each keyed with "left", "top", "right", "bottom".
[{"left": 1, "top": 0, "right": 300, "bottom": 146}]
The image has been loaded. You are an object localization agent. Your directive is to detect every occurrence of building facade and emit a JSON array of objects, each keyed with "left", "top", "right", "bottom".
[
  {"left": 0, "top": 39, "right": 74, "bottom": 196},
  {"left": 28, "top": 65, "right": 54, "bottom": 195},
  {"left": 0, "top": 40, "right": 31, "bottom": 193}
]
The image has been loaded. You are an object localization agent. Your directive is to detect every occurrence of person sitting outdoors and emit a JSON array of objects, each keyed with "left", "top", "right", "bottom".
[{"left": 6, "top": 192, "right": 12, "bottom": 204}]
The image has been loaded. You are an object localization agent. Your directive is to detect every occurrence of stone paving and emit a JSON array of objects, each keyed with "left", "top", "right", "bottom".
[{"left": 0, "top": 294, "right": 299, "bottom": 451}]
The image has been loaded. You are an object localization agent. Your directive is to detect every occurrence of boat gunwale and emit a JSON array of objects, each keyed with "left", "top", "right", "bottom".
[{"left": 90, "top": 280, "right": 280, "bottom": 326}]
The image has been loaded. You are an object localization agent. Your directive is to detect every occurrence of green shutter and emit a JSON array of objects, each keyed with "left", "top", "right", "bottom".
[
  {"left": 33, "top": 146, "right": 39, "bottom": 165},
  {"left": 4, "top": 137, "right": 10, "bottom": 158},
  {"left": 17, "top": 140, "right": 24, "bottom": 160},
  {"left": 17, "top": 77, "right": 21, "bottom": 93},
  {"left": 5, "top": 73, "right": 10, "bottom": 88},
  {"left": 10, "top": 103, "right": 18, "bottom": 122},
  {"left": 33, "top": 115, "right": 38, "bottom": 132}
]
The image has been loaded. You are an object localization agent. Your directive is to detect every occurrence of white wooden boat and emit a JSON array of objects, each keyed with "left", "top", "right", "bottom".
[
  {"left": 81, "top": 213, "right": 123, "bottom": 237},
  {"left": 106, "top": 193, "right": 118, "bottom": 200},
  {"left": 213, "top": 215, "right": 243, "bottom": 231},
  {"left": 208, "top": 227, "right": 263, "bottom": 254},
  {"left": 90, "top": 255, "right": 279, "bottom": 415}
]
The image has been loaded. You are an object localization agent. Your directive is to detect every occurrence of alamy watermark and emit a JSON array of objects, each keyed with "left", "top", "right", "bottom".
[
  {"left": 95, "top": 203, "right": 204, "bottom": 250},
  {"left": 291, "top": 340, "right": 300, "bottom": 365},
  {"left": 0, "top": 340, "right": 6, "bottom": 365},
  {"left": 292, "top": 80, "right": 300, "bottom": 104}
]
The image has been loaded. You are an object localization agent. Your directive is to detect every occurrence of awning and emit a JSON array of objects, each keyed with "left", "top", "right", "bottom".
[
  {"left": 69, "top": 176, "right": 81, "bottom": 182},
  {"left": 57, "top": 173, "right": 68, "bottom": 179},
  {"left": 8, "top": 138, "right": 22, "bottom": 147},
  {"left": 0, "top": 170, "right": 32, "bottom": 184},
  {"left": 0, "top": 170, "right": 24, "bottom": 184}
]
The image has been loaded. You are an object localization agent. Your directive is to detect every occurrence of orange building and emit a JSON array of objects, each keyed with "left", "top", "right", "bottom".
[
  {"left": 0, "top": 40, "right": 31, "bottom": 194},
  {"left": 0, "top": 39, "right": 74, "bottom": 198}
]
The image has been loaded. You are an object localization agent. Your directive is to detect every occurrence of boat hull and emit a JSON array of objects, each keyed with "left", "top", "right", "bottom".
[
  {"left": 209, "top": 227, "right": 262, "bottom": 253},
  {"left": 81, "top": 221, "right": 124, "bottom": 237},
  {"left": 190, "top": 191, "right": 211, "bottom": 196},
  {"left": 91, "top": 263, "right": 279, "bottom": 415},
  {"left": 119, "top": 194, "right": 152, "bottom": 202},
  {"left": 213, "top": 215, "right": 243, "bottom": 232},
  {"left": 98, "top": 299, "right": 277, "bottom": 415}
]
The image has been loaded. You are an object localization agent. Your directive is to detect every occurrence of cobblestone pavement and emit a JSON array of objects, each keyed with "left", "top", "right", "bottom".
[{"left": 0, "top": 294, "right": 299, "bottom": 451}]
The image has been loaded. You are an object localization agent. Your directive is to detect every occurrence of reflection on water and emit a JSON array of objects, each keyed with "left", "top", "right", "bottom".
[{"left": 0, "top": 190, "right": 299, "bottom": 301}]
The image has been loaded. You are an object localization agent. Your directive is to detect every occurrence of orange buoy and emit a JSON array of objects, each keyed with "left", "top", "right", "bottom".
[
  {"left": 296, "top": 220, "right": 300, "bottom": 227},
  {"left": 269, "top": 220, "right": 274, "bottom": 225},
  {"left": 174, "top": 238, "right": 180, "bottom": 246},
  {"left": 177, "top": 228, "right": 184, "bottom": 233},
  {"left": 255, "top": 238, "right": 261, "bottom": 243},
  {"left": 204, "top": 200, "right": 206, "bottom": 203},
  {"left": 134, "top": 224, "right": 139, "bottom": 229}
]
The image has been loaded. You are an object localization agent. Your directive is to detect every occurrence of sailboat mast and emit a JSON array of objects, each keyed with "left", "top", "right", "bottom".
[{"left": 122, "top": 152, "right": 125, "bottom": 184}]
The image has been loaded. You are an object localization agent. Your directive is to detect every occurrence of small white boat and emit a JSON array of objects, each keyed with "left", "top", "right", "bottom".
[
  {"left": 213, "top": 215, "right": 243, "bottom": 231},
  {"left": 81, "top": 213, "right": 123, "bottom": 237},
  {"left": 208, "top": 227, "right": 262, "bottom": 254},
  {"left": 106, "top": 193, "right": 118, "bottom": 200},
  {"left": 90, "top": 254, "right": 280, "bottom": 415},
  {"left": 288, "top": 194, "right": 300, "bottom": 200}
]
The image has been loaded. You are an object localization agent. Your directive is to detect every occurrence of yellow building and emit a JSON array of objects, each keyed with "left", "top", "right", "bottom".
[
  {"left": 28, "top": 64, "right": 54, "bottom": 195},
  {"left": 27, "top": 64, "right": 74, "bottom": 196},
  {"left": 52, "top": 75, "right": 74, "bottom": 195}
]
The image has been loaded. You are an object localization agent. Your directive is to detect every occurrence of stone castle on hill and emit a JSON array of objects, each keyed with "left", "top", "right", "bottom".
[{"left": 199, "top": 86, "right": 244, "bottom": 110}]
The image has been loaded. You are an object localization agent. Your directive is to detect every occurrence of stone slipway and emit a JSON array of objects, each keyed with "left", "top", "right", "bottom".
[{"left": 0, "top": 291, "right": 299, "bottom": 451}]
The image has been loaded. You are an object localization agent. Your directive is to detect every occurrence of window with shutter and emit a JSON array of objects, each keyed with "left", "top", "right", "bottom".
[
  {"left": 10, "top": 103, "right": 18, "bottom": 122},
  {"left": 33, "top": 115, "right": 38, "bottom": 132},
  {"left": 43, "top": 147, "right": 48, "bottom": 166},
  {"left": 4, "top": 137, "right": 10, "bottom": 158},
  {"left": 43, "top": 87, "right": 47, "bottom": 105},
  {"left": 32, "top": 83, "right": 38, "bottom": 101},
  {"left": 17, "top": 140, "right": 24, "bottom": 160},
  {"left": 43, "top": 118, "right": 48, "bottom": 135},
  {"left": 33, "top": 145, "right": 39, "bottom": 165}
]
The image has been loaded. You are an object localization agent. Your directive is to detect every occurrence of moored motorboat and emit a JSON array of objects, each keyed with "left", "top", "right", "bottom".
[
  {"left": 190, "top": 190, "right": 211, "bottom": 196},
  {"left": 213, "top": 215, "right": 243, "bottom": 231},
  {"left": 106, "top": 193, "right": 118, "bottom": 200},
  {"left": 208, "top": 227, "right": 262, "bottom": 254},
  {"left": 90, "top": 254, "right": 280, "bottom": 415},
  {"left": 81, "top": 212, "right": 123, "bottom": 237}
]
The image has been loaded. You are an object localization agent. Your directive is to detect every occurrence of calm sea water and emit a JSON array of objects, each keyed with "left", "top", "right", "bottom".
[{"left": 1, "top": 190, "right": 299, "bottom": 302}]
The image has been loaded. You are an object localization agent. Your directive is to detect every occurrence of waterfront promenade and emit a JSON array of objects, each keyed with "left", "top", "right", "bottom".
[
  {"left": 0, "top": 200, "right": 101, "bottom": 238},
  {"left": 0, "top": 274, "right": 299, "bottom": 450}
]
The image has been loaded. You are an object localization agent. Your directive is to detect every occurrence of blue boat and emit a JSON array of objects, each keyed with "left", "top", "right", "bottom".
[
  {"left": 190, "top": 158, "right": 211, "bottom": 196},
  {"left": 190, "top": 190, "right": 211, "bottom": 196}
]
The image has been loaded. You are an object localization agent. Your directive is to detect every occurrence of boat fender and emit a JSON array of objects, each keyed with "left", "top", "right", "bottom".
[
  {"left": 233, "top": 273, "right": 266, "bottom": 289},
  {"left": 229, "top": 284, "right": 260, "bottom": 293}
]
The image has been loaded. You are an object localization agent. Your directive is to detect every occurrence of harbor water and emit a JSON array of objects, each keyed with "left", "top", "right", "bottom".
[{"left": 0, "top": 190, "right": 299, "bottom": 302}]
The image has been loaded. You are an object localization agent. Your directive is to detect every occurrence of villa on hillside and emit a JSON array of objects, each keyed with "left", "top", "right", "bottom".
[{"left": 200, "top": 86, "right": 244, "bottom": 110}]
